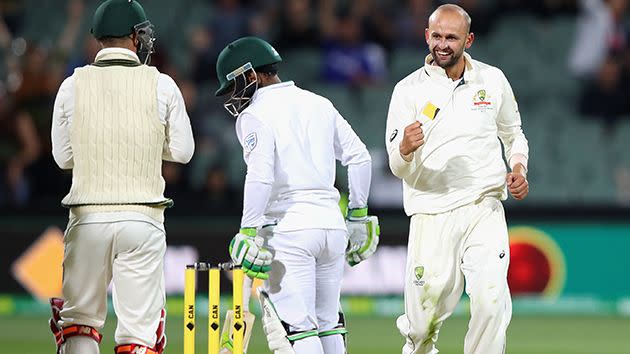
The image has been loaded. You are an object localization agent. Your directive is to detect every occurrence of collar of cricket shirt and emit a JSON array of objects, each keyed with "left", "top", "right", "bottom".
[
  {"left": 423, "top": 52, "right": 477, "bottom": 84},
  {"left": 251, "top": 80, "right": 295, "bottom": 103},
  {"left": 94, "top": 47, "right": 141, "bottom": 64}
]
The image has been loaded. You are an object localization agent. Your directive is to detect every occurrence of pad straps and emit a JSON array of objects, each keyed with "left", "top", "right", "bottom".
[
  {"left": 318, "top": 327, "right": 348, "bottom": 337},
  {"left": 60, "top": 324, "right": 103, "bottom": 344},
  {"left": 286, "top": 329, "right": 319, "bottom": 343},
  {"left": 49, "top": 298, "right": 103, "bottom": 353}
]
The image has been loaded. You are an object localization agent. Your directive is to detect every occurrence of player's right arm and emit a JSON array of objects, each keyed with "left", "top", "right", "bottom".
[
  {"left": 51, "top": 76, "right": 74, "bottom": 170},
  {"left": 385, "top": 84, "right": 422, "bottom": 179}
]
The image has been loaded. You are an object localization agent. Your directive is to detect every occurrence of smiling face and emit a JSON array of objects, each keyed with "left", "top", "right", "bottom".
[{"left": 425, "top": 6, "right": 474, "bottom": 70}]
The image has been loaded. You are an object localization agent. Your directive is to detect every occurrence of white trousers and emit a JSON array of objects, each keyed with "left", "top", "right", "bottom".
[
  {"left": 59, "top": 212, "right": 166, "bottom": 352},
  {"left": 264, "top": 228, "right": 347, "bottom": 354},
  {"left": 397, "top": 198, "right": 512, "bottom": 354}
]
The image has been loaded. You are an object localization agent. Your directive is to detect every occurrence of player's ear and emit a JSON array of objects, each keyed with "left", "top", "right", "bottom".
[
  {"left": 425, "top": 28, "right": 430, "bottom": 44},
  {"left": 465, "top": 32, "right": 474, "bottom": 49},
  {"left": 130, "top": 33, "right": 139, "bottom": 49},
  {"left": 246, "top": 70, "right": 257, "bottom": 84}
]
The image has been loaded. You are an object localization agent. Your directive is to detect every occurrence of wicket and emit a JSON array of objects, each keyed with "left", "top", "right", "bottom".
[{"left": 184, "top": 262, "right": 245, "bottom": 354}]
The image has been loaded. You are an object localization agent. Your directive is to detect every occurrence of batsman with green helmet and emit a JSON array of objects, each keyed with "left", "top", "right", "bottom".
[
  {"left": 49, "top": 1, "right": 194, "bottom": 353},
  {"left": 215, "top": 36, "right": 380, "bottom": 354}
]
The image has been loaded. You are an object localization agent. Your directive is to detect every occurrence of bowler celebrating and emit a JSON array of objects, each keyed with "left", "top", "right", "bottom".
[{"left": 386, "top": 4, "right": 529, "bottom": 354}]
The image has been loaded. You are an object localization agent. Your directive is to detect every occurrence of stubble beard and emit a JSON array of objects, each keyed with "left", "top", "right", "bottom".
[{"left": 431, "top": 46, "right": 464, "bottom": 69}]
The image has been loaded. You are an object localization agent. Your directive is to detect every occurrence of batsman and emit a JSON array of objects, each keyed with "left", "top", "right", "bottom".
[
  {"left": 215, "top": 36, "right": 380, "bottom": 354},
  {"left": 49, "top": 1, "right": 194, "bottom": 353}
]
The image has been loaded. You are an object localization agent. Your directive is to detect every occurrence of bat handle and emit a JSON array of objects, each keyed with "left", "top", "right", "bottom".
[{"left": 242, "top": 276, "right": 254, "bottom": 312}]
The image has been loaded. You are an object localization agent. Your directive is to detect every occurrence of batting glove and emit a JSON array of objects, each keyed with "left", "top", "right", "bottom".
[
  {"left": 345, "top": 207, "right": 380, "bottom": 266},
  {"left": 229, "top": 228, "right": 273, "bottom": 279}
]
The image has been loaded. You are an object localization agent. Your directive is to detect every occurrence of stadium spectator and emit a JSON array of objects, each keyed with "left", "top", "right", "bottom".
[
  {"left": 497, "top": 0, "right": 578, "bottom": 17},
  {"left": 0, "top": 87, "right": 40, "bottom": 207},
  {"left": 0, "top": 0, "right": 24, "bottom": 48},
  {"left": 13, "top": 42, "right": 66, "bottom": 203},
  {"left": 395, "top": 0, "right": 432, "bottom": 48},
  {"left": 320, "top": 6, "right": 387, "bottom": 86},
  {"left": 569, "top": 0, "right": 628, "bottom": 78},
  {"left": 57, "top": 0, "right": 85, "bottom": 63},
  {"left": 64, "top": 36, "right": 100, "bottom": 77},
  {"left": 579, "top": 55, "right": 630, "bottom": 130},
  {"left": 273, "top": 0, "right": 320, "bottom": 51},
  {"left": 188, "top": 25, "right": 218, "bottom": 84},
  {"left": 349, "top": 0, "right": 396, "bottom": 57},
  {"left": 210, "top": 0, "right": 251, "bottom": 54}
]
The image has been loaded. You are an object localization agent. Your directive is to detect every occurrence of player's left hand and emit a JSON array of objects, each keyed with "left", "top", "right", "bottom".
[
  {"left": 507, "top": 164, "right": 529, "bottom": 200},
  {"left": 345, "top": 208, "right": 380, "bottom": 266}
]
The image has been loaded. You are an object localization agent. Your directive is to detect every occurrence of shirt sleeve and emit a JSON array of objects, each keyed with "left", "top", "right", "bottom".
[
  {"left": 237, "top": 113, "right": 275, "bottom": 228},
  {"left": 332, "top": 110, "right": 372, "bottom": 209},
  {"left": 159, "top": 74, "right": 195, "bottom": 163},
  {"left": 51, "top": 76, "right": 74, "bottom": 170},
  {"left": 385, "top": 84, "right": 419, "bottom": 178},
  {"left": 496, "top": 70, "right": 529, "bottom": 171}
]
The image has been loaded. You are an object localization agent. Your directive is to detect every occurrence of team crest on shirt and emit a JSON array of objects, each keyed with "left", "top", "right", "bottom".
[
  {"left": 413, "top": 266, "right": 425, "bottom": 286},
  {"left": 244, "top": 132, "right": 257, "bottom": 152},
  {"left": 472, "top": 89, "right": 493, "bottom": 111}
]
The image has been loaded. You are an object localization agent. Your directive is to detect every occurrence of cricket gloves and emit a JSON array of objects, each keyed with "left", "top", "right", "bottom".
[
  {"left": 345, "top": 207, "right": 380, "bottom": 266},
  {"left": 229, "top": 228, "right": 273, "bottom": 279}
]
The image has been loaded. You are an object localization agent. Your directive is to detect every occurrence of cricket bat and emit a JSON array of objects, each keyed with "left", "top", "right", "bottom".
[{"left": 220, "top": 276, "right": 256, "bottom": 353}]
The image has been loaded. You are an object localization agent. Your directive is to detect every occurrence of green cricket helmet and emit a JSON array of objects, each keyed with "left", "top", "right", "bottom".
[
  {"left": 91, "top": 0, "right": 155, "bottom": 64},
  {"left": 215, "top": 37, "right": 282, "bottom": 117}
]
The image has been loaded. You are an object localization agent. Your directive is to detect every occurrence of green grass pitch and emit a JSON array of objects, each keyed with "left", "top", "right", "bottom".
[{"left": 1, "top": 314, "right": 628, "bottom": 353}]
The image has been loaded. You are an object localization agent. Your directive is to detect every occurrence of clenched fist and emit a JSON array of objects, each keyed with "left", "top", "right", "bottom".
[
  {"left": 399, "top": 121, "right": 424, "bottom": 157},
  {"left": 507, "top": 163, "right": 529, "bottom": 200}
]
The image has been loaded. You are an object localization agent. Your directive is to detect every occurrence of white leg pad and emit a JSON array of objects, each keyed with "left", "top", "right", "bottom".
[
  {"left": 258, "top": 288, "right": 296, "bottom": 354},
  {"left": 258, "top": 288, "right": 320, "bottom": 354},
  {"left": 320, "top": 335, "right": 344, "bottom": 354}
]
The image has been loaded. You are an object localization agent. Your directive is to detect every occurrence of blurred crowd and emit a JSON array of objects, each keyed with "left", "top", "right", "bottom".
[
  {"left": 570, "top": 0, "right": 630, "bottom": 130},
  {"left": 0, "top": 0, "right": 629, "bottom": 212}
]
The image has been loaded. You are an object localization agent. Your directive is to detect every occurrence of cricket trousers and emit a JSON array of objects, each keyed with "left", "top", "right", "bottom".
[
  {"left": 397, "top": 197, "right": 512, "bottom": 354},
  {"left": 263, "top": 228, "right": 348, "bottom": 354},
  {"left": 58, "top": 211, "right": 166, "bottom": 353}
]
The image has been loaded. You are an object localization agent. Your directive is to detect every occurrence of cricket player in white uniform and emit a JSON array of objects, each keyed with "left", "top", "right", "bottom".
[
  {"left": 214, "top": 36, "right": 379, "bottom": 354},
  {"left": 49, "top": 1, "right": 194, "bottom": 353},
  {"left": 385, "top": 5, "right": 529, "bottom": 354}
]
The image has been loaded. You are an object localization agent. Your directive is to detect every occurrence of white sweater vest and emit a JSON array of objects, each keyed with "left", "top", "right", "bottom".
[{"left": 62, "top": 59, "right": 169, "bottom": 221}]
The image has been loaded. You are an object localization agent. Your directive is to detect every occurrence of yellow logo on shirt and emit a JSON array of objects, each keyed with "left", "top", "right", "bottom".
[{"left": 421, "top": 102, "right": 439, "bottom": 120}]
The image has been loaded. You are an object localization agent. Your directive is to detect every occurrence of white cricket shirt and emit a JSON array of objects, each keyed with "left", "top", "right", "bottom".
[
  {"left": 236, "top": 81, "right": 372, "bottom": 232},
  {"left": 386, "top": 53, "right": 529, "bottom": 215}
]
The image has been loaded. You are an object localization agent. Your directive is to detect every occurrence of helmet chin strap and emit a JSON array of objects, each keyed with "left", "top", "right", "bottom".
[
  {"left": 134, "top": 20, "right": 155, "bottom": 64},
  {"left": 223, "top": 65, "right": 258, "bottom": 117}
]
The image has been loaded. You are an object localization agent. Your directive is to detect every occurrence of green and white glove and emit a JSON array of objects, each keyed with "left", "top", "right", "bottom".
[
  {"left": 229, "top": 228, "right": 273, "bottom": 279},
  {"left": 345, "top": 207, "right": 380, "bottom": 266}
]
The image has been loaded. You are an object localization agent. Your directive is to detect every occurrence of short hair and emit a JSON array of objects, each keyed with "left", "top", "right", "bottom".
[
  {"left": 99, "top": 35, "right": 132, "bottom": 47},
  {"left": 255, "top": 63, "right": 279, "bottom": 76}
]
